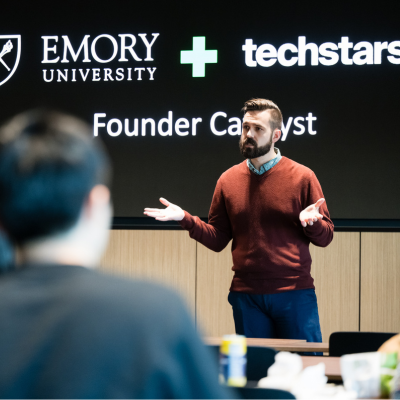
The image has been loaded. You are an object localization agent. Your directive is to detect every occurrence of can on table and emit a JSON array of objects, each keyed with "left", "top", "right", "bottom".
[{"left": 219, "top": 334, "right": 247, "bottom": 387}]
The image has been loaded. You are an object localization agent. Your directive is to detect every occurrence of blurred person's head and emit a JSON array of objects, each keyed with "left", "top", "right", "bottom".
[{"left": 0, "top": 110, "right": 112, "bottom": 268}]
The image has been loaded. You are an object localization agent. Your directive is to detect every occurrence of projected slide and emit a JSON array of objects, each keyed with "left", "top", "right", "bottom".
[{"left": 0, "top": 2, "right": 399, "bottom": 221}]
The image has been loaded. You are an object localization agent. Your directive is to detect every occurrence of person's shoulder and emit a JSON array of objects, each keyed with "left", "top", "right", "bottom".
[
  {"left": 1, "top": 265, "right": 187, "bottom": 324},
  {"left": 219, "top": 160, "right": 248, "bottom": 181},
  {"left": 281, "top": 156, "right": 315, "bottom": 179},
  {"left": 89, "top": 270, "right": 195, "bottom": 340},
  {"left": 82, "top": 269, "right": 184, "bottom": 309}
]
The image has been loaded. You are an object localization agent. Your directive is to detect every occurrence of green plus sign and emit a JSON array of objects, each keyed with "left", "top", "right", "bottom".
[{"left": 180, "top": 37, "right": 218, "bottom": 77}]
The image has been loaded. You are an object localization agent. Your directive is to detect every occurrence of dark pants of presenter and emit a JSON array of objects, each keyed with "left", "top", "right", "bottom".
[{"left": 228, "top": 288, "right": 322, "bottom": 355}]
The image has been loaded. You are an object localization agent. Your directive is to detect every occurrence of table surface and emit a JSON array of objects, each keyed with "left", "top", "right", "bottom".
[
  {"left": 301, "top": 356, "right": 341, "bottom": 381},
  {"left": 204, "top": 337, "right": 329, "bottom": 353}
]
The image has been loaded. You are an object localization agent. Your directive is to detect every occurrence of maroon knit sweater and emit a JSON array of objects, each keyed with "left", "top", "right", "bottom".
[{"left": 179, "top": 157, "right": 334, "bottom": 294}]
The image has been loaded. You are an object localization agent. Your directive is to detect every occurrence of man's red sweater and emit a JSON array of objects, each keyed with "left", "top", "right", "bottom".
[{"left": 179, "top": 157, "right": 334, "bottom": 294}]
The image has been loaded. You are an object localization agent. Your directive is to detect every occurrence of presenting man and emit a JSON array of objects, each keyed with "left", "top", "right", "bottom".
[{"left": 144, "top": 98, "right": 334, "bottom": 344}]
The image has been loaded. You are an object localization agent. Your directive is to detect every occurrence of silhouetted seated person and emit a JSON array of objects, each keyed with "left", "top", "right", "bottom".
[
  {"left": 0, "top": 231, "right": 13, "bottom": 272},
  {"left": 0, "top": 111, "right": 231, "bottom": 399}
]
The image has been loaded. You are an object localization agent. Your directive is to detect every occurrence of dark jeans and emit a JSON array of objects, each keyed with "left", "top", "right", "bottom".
[{"left": 228, "top": 289, "right": 322, "bottom": 355}]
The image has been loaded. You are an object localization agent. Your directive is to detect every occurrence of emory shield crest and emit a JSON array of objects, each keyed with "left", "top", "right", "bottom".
[{"left": 0, "top": 35, "right": 21, "bottom": 87}]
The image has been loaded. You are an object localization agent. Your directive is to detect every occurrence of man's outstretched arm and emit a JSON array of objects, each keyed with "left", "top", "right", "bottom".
[{"left": 144, "top": 183, "right": 232, "bottom": 252}]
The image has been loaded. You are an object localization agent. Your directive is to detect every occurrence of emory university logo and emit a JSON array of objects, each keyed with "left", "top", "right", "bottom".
[{"left": 0, "top": 35, "right": 21, "bottom": 87}]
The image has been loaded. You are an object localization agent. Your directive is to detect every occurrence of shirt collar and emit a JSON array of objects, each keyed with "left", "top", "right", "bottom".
[{"left": 247, "top": 148, "right": 282, "bottom": 175}]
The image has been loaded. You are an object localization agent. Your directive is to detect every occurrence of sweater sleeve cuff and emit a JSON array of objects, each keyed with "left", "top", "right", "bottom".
[
  {"left": 178, "top": 210, "right": 195, "bottom": 230},
  {"left": 303, "top": 219, "right": 325, "bottom": 236}
]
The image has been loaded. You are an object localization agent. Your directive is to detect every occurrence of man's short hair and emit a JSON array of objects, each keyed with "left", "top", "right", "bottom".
[
  {"left": 0, "top": 110, "right": 111, "bottom": 244},
  {"left": 242, "top": 98, "right": 283, "bottom": 131}
]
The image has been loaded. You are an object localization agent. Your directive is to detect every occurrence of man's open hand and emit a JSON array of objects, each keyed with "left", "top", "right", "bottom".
[
  {"left": 299, "top": 198, "right": 325, "bottom": 227},
  {"left": 144, "top": 198, "right": 185, "bottom": 221}
]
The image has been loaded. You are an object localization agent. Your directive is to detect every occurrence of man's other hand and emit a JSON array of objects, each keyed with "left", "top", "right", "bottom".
[
  {"left": 144, "top": 198, "right": 185, "bottom": 221},
  {"left": 299, "top": 198, "right": 325, "bottom": 227}
]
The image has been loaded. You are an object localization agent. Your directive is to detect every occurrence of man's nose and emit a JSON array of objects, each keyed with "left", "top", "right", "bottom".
[{"left": 246, "top": 129, "right": 254, "bottom": 138}]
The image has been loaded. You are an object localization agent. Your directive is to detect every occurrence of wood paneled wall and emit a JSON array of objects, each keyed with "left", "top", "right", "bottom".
[
  {"left": 311, "top": 233, "right": 360, "bottom": 342},
  {"left": 99, "top": 231, "right": 196, "bottom": 314},
  {"left": 196, "top": 243, "right": 235, "bottom": 336},
  {"left": 100, "top": 230, "right": 400, "bottom": 340},
  {"left": 360, "top": 233, "right": 400, "bottom": 333}
]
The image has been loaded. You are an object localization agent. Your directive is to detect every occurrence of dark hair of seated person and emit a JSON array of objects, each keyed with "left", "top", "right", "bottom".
[{"left": 0, "top": 110, "right": 111, "bottom": 245}]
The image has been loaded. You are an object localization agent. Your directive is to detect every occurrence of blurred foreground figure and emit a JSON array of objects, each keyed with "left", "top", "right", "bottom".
[
  {"left": 0, "top": 231, "right": 14, "bottom": 272},
  {"left": 0, "top": 111, "right": 230, "bottom": 399}
]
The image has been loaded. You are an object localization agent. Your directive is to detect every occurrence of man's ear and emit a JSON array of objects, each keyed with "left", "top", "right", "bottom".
[
  {"left": 84, "top": 185, "right": 110, "bottom": 217},
  {"left": 273, "top": 129, "right": 282, "bottom": 142}
]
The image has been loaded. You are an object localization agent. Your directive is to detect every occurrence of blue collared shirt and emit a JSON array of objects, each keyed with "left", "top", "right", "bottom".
[{"left": 247, "top": 148, "right": 282, "bottom": 175}]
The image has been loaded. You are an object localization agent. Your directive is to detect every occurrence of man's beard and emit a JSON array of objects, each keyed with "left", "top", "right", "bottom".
[{"left": 239, "top": 135, "right": 273, "bottom": 159}]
